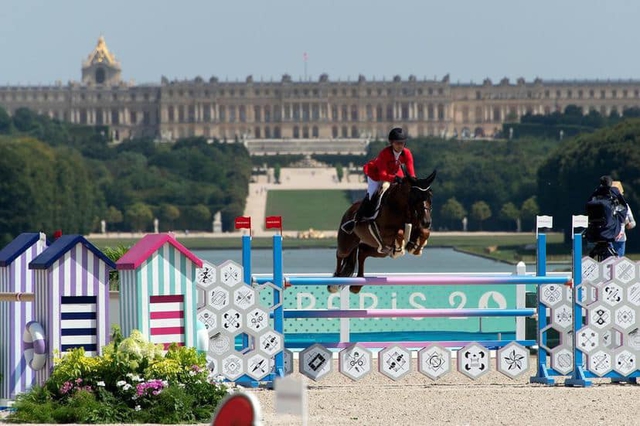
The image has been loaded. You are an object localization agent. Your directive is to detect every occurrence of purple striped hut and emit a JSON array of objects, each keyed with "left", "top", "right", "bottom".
[
  {"left": 28, "top": 235, "right": 115, "bottom": 387},
  {"left": 116, "top": 233, "right": 203, "bottom": 350},
  {"left": 0, "top": 233, "right": 48, "bottom": 401}
]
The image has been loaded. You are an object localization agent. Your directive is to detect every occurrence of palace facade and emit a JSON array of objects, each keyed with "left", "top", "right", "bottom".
[{"left": 2, "top": 37, "right": 640, "bottom": 143}]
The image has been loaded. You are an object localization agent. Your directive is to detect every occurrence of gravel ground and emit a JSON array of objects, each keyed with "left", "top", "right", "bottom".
[{"left": 3, "top": 356, "right": 640, "bottom": 426}]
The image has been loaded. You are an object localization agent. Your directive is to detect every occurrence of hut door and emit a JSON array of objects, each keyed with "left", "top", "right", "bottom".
[{"left": 61, "top": 296, "right": 98, "bottom": 356}]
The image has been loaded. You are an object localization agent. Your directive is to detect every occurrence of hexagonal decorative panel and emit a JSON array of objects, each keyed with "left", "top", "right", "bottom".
[
  {"left": 539, "top": 284, "right": 565, "bottom": 308},
  {"left": 582, "top": 256, "right": 601, "bottom": 283},
  {"left": 611, "top": 258, "right": 636, "bottom": 285},
  {"left": 197, "top": 307, "right": 218, "bottom": 337},
  {"left": 600, "top": 281, "right": 624, "bottom": 306},
  {"left": 233, "top": 285, "right": 257, "bottom": 310},
  {"left": 551, "top": 304, "right": 573, "bottom": 330},
  {"left": 550, "top": 346, "right": 573, "bottom": 375},
  {"left": 627, "top": 282, "right": 640, "bottom": 306},
  {"left": 208, "top": 333, "right": 233, "bottom": 357},
  {"left": 299, "top": 344, "right": 332, "bottom": 381},
  {"left": 496, "top": 342, "right": 529, "bottom": 379},
  {"left": 457, "top": 343, "right": 490, "bottom": 380},
  {"left": 379, "top": 345, "right": 412, "bottom": 381},
  {"left": 588, "top": 304, "right": 612, "bottom": 329},
  {"left": 587, "top": 350, "right": 613, "bottom": 377},
  {"left": 196, "top": 261, "right": 217, "bottom": 288},
  {"left": 220, "top": 308, "right": 243, "bottom": 332},
  {"left": 220, "top": 352, "right": 245, "bottom": 381},
  {"left": 258, "top": 330, "right": 284, "bottom": 357},
  {"left": 417, "top": 344, "right": 451, "bottom": 381},
  {"left": 576, "top": 326, "right": 600, "bottom": 354},
  {"left": 339, "top": 344, "right": 373, "bottom": 381},
  {"left": 245, "top": 308, "right": 270, "bottom": 334},
  {"left": 613, "top": 349, "right": 636, "bottom": 376},
  {"left": 614, "top": 305, "right": 636, "bottom": 331},
  {"left": 206, "top": 286, "right": 230, "bottom": 311},
  {"left": 245, "top": 351, "right": 271, "bottom": 381},
  {"left": 218, "top": 260, "right": 244, "bottom": 288},
  {"left": 627, "top": 329, "right": 640, "bottom": 351}
]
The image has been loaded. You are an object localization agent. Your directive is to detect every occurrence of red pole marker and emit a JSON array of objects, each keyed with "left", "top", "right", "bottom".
[
  {"left": 235, "top": 216, "right": 251, "bottom": 230},
  {"left": 265, "top": 215, "right": 283, "bottom": 234},
  {"left": 211, "top": 392, "right": 261, "bottom": 426}
]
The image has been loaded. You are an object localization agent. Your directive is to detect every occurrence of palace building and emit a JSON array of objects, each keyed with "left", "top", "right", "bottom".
[{"left": 2, "top": 36, "right": 640, "bottom": 144}]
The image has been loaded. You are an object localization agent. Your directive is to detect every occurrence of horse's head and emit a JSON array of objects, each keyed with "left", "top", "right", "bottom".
[{"left": 407, "top": 169, "right": 436, "bottom": 230}]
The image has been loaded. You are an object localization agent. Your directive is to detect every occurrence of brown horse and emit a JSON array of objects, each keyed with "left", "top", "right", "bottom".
[{"left": 332, "top": 170, "right": 436, "bottom": 293}]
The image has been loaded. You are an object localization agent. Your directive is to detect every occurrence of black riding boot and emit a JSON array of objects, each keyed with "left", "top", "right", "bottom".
[{"left": 341, "top": 195, "right": 376, "bottom": 234}]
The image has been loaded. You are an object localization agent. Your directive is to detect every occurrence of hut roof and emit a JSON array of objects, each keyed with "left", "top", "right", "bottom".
[
  {"left": 116, "top": 233, "right": 202, "bottom": 270},
  {"left": 29, "top": 235, "right": 116, "bottom": 270},
  {"left": 0, "top": 232, "right": 46, "bottom": 267}
]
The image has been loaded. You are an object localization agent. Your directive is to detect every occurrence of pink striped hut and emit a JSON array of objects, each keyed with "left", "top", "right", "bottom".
[
  {"left": 116, "top": 233, "right": 203, "bottom": 350},
  {"left": 28, "top": 234, "right": 115, "bottom": 387},
  {"left": 0, "top": 233, "right": 48, "bottom": 401}
]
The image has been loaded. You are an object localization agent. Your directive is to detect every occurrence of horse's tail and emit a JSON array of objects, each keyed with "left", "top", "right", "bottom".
[{"left": 335, "top": 246, "right": 358, "bottom": 277}]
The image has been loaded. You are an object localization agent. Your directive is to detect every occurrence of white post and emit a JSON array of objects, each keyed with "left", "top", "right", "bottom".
[
  {"left": 515, "top": 261, "right": 527, "bottom": 340},
  {"left": 339, "top": 286, "right": 350, "bottom": 342}
]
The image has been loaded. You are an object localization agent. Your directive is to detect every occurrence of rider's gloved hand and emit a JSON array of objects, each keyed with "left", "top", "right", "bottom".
[{"left": 394, "top": 176, "right": 403, "bottom": 184}]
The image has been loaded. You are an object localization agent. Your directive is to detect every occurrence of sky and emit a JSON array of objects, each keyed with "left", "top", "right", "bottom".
[{"left": 1, "top": 0, "right": 639, "bottom": 86}]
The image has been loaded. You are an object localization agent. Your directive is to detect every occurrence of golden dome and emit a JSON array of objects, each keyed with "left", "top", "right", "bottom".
[{"left": 83, "top": 36, "right": 119, "bottom": 67}]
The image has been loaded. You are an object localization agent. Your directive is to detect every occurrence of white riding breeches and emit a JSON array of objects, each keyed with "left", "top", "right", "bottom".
[{"left": 367, "top": 177, "right": 381, "bottom": 199}]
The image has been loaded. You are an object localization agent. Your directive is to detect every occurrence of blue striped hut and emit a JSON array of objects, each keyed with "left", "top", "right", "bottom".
[
  {"left": 28, "top": 234, "right": 115, "bottom": 386},
  {"left": 116, "top": 233, "right": 203, "bottom": 350},
  {"left": 0, "top": 233, "right": 48, "bottom": 401}
]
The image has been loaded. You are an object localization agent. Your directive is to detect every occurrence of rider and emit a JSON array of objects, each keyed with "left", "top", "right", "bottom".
[{"left": 341, "top": 127, "right": 416, "bottom": 234}]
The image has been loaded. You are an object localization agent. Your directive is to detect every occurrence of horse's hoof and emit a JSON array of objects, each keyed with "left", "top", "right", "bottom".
[
  {"left": 327, "top": 285, "right": 340, "bottom": 293},
  {"left": 390, "top": 249, "right": 405, "bottom": 259},
  {"left": 349, "top": 285, "right": 363, "bottom": 294}
]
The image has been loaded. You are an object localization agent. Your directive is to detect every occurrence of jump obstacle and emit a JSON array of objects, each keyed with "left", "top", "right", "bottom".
[{"left": 2, "top": 215, "right": 638, "bottom": 404}]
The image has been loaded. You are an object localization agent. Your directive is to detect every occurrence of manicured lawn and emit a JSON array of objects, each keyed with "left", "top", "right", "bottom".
[{"left": 265, "top": 189, "right": 357, "bottom": 231}]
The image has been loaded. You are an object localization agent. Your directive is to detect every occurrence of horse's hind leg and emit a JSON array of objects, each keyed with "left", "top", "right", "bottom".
[
  {"left": 349, "top": 245, "right": 372, "bottom": 294},
  {"left": 330, "top": 242, "right": 358, "bottom": 293}
]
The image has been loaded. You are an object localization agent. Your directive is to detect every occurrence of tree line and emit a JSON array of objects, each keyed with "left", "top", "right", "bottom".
[
  {"left": 2, "top": 105, "right": 640, "bottom": 249},
  {"left": 0, "top": 107, "right": 251, "bottom": 247}
]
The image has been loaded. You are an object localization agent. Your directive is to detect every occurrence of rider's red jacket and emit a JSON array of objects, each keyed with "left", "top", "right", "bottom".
[{"left": 363, "top": 146, "right": 415, "bottom": 182}]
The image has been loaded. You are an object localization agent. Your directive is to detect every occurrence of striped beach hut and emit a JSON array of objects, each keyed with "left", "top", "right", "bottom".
[
  {"left": 116, "top": 233, "right": 203, "bottom": 350},
  {"left": 29, "top": 234, "right": 115, "bottom": 386},
  {"left": 0, "top": 233, "right": 48, "bottom": 401}
]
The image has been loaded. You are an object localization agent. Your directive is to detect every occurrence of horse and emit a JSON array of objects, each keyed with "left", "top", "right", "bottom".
[{"left": 331, "top": 170, "right": 436, "bottom": 294}]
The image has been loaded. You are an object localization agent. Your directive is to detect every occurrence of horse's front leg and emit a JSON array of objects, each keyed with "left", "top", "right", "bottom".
[
  {"left": 407, "top": 228, "right": 430, "bottom": 256},
  {"left": 390, "top": 227, "right": 406, "bottom": 259}
]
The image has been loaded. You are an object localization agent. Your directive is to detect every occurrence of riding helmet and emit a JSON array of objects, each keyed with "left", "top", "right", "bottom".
[{"left": 388, "top": 127, "right": 407, "bottom": 143}]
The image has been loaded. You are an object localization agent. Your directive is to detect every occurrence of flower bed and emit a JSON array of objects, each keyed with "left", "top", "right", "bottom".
[{"left": 4, "top": 329, "right": 228, "bottom": 424}]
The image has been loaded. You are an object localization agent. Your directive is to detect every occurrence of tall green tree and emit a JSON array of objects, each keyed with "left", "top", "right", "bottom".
[
  {"left": 440, "top": 197, "right": 467, "bottom": 230},
  {"left": 499, "top": 202, "right": 520, "bottom": 231},
  {"left": 471, "top": 201, "right": 492, "bottom": 231},
  {"left": 125, "top": 202, "right": 154, "bottom": 232}
]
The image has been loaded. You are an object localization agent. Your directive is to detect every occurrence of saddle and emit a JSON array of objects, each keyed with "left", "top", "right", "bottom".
[{"left": 363, "top": 182, "right": 391, "bottom": 221}]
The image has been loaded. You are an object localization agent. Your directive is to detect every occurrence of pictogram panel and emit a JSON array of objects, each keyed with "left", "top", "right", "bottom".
[
  {"left": 457, "top": 343, "right": 490, "bottom": 380},
  {"left": 379, "top": 345, "right": 412, "bottom": 381},
  {"left": 417, "top": 344, "right": 451, "bottom": 381},
  {"left": 339, "top": 344, "right": 373, "bottom": 381}
]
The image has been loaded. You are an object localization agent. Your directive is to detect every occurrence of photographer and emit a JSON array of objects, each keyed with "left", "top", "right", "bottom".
[
  {"left": 585, "top": 175, "right": 628, "bottom": 259},
  {"left": 611, "top": 181, "right": 636, "bottom": 257}
]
